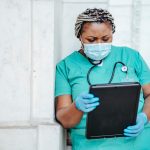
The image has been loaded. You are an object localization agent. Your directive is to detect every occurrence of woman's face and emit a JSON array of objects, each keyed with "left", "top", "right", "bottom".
[{"left": 80, "top": 22, "right": 113, "bottom": 44}]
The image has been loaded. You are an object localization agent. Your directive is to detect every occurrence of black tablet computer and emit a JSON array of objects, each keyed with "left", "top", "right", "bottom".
[{"left": 86, "top": 82, "right": 141, "bottom": 139}]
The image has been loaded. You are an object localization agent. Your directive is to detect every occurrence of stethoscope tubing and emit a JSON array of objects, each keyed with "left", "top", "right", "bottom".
[{"left": 87, "top": 60, "right": 128, "bottom": 85}]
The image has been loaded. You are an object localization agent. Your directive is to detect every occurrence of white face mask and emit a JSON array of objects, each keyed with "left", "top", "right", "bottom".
[{"left": 83, "top": 42, "right": 112, "bottom": 61}]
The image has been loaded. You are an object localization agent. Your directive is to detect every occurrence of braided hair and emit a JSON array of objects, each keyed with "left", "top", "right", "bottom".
[{"left": 75, "top": 8, "right": 115, "bottom": 38}]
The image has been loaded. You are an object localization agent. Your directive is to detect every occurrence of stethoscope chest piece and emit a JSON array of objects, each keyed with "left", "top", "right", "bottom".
[{"left": 121, "top": 66, "right": 128, "bottom": 72}]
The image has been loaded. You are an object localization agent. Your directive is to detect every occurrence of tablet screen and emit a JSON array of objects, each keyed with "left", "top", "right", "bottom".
[{"left": 86, "top": 82, "right": 141, "bottom": 139}]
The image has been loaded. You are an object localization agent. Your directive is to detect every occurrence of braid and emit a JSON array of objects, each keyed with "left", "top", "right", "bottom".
[{"left": 75, "top": 8, "right": 115, "bottom": 38}]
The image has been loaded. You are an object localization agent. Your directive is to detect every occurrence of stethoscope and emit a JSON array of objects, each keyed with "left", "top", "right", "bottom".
[{"left": 87, "top": 59, "right": 128, "bottom": 85}]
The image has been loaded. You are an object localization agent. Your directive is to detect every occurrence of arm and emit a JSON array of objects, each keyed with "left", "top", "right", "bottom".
[
  {"left": 56, "top": 93, "right": 100, "bottom": 129},
  {"left": 56, "top": 95, "right": 83, "bottom": 129},
  {"left": 142, "top": 83, "right": 150, "bottom": 120},
  {"left": 124, "top": 83, "right": 150, "bottom": 137}
]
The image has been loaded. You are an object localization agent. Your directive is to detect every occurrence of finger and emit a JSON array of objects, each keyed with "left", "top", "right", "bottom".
[
  {"left": 124, "top": 126, "right": 143, "bottom": 134},
  {"left": 126, "top": 121, "right": 143, "bottom": 130},
  {"left": 124, "top": 132, "right": 139, "bottom": 137},
  {"left": 86, "top": 102, "right": 100, "bottom": 109},
  {"left": 82, "top": 93, "right": 94, "bottom": 99},
  {"left": 83, "top": 97, "right": 99, "bottom": 104},
  {"left": 85, "top": 106, "right": 96, "bottom": 113}
]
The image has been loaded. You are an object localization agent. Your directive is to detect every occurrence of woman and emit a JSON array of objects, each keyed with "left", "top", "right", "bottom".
[{"left": 55, "top": 8, "right": 150, "bottom": 150}]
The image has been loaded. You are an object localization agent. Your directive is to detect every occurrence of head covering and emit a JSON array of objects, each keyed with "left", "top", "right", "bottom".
[{"left": 75, "top": 8, "right": 115, "bottom": 38}]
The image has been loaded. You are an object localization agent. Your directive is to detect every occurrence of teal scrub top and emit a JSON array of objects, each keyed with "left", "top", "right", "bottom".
[{"left": 55, "top": 46, "right": 150, "bottom": 150}]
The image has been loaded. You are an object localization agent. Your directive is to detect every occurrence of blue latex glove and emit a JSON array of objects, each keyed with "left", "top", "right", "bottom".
[
  {"left": 124, "top": 112, "right": 148, "bottom": 137},
  {"left": 75, "top": 93, "right": 100, "bottom": 113}
]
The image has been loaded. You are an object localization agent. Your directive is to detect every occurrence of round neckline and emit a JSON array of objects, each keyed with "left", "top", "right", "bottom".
[
  {"left": 74, "top": 50, "right": 93, "bottom": 67},
  {"left": 76, "top": 50, "right": 87, "bottom": 59}
]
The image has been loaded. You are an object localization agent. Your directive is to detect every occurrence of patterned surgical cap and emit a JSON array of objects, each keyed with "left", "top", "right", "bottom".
[{"left": 75, "top": 8, "right": 115, "bottom": 38}]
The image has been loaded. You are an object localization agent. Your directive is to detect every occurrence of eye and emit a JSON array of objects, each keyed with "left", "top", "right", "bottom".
[
  {"left": 88, "top": 39, "right": 95, "bottom": 42},
  {"left": 102, "top": 38, "right": 109, "bottom": 42},
  {"left": 87, "top": 37, "right": 97, "bottom": 43}
]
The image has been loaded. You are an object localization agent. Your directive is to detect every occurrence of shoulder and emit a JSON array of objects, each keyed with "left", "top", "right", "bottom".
[
  {"left": 55, "top": 51, "right": 79, "bottom": 77},
  {"left": 112, "top": 45, "right": 139, "bottom": 57},
  {"left": 56, "top": 51, "right": 77, "bottom": 68},
  {"left": 112, "top": 45, "right": 138, "bottom": 53}
]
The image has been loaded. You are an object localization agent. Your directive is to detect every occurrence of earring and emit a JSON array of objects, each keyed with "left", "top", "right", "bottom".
[{"left": 80, "top": 36, "right": 84, "bottom": 50}]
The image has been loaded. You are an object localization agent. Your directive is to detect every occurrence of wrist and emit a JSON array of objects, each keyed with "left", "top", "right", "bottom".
[
  {"left": 140, "top": 112, "right": 148, "bottom": 125},
  {"left": 74, "top": 101, "right": 81, "bottom": 112}
]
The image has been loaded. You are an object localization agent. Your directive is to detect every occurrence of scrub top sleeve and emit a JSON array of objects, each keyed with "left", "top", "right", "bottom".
[
  {"left": 135, "top": 52, "right": 150, "bottom": 85},
  {"left": 55, "top": 62, "right": 71, "bottom": 97}
]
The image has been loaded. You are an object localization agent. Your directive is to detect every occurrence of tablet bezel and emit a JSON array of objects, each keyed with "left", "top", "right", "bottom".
[{"left": 86, "top": 82, "right": 141, "bottom": 139}]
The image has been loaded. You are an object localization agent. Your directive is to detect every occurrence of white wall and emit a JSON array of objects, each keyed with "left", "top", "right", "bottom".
[
  {"left": 0, "top": 0, "right": 150, "bottom": 150},
  {"left": 0, "top": 0, "right": 65, "bottom": 150}
]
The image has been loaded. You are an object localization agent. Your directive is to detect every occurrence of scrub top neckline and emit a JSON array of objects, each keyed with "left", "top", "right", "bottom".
[
  {"left": 74, "top": 50, "right": 93, "bottom": 67},
  {"left": 75, "top": 50, "right": 88, "bottom": 61}
]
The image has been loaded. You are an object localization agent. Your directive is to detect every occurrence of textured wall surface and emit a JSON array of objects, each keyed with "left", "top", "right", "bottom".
[
  {"left": 0, "top": 0, "right": 64, "bottom": 150},
  {"left": 0, "top": 0, "right": 150, "bottom": 150}
]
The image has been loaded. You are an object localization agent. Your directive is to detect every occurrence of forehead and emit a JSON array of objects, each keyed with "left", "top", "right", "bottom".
[{"left": 81, "top": 22, "right": 112, "bottom": 37}]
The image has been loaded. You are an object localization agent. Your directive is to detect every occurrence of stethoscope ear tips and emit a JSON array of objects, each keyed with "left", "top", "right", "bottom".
[{"left": 121, "top": 66, "right": 128, "bottom": 72}]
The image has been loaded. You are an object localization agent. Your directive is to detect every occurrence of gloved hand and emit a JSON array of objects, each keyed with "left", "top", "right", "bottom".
[
  {"left": 124, "top": 112, "right": 148, "bottom": 137},
  {"left": 75, "top": 93, "right": 100, "bottom": 113}
]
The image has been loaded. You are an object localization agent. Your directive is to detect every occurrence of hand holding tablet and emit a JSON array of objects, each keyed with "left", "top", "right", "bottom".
[{"left": 86, "top": 82, "right": 141, "bottom": 139}]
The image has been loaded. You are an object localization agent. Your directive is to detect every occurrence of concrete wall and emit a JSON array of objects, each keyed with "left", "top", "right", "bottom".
[
  {"left": 0, "top": 0, "right": 150, "bottom": 150},
  {"left": 0, "top": 0, "right": 65, "bottom": 150}
]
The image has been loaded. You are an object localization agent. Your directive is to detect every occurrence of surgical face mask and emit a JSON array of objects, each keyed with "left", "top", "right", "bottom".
[{"left": 83, "top": 42, "right": 112, "bottom": 61}]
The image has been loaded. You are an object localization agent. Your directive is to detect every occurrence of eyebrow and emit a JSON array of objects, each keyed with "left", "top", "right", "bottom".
[
  {"left": 86, "top": 36, "right": 96, "bottom": 38},
  {"left": 86, "top": 35, "right": 110, "bottom": 38}
]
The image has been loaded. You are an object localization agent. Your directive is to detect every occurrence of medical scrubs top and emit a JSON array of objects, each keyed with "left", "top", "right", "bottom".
[{"left": 55, "top": 45, "right": 150, "bottom": 150}]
